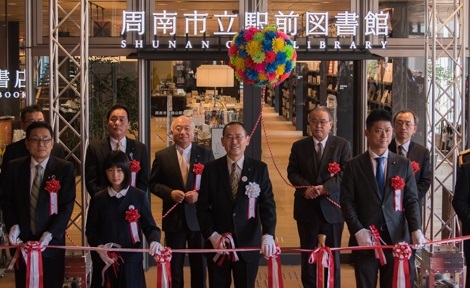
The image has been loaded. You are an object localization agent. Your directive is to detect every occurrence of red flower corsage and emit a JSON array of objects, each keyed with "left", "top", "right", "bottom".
[
  {"left": 193, "top": 163, "right": 204, "bottom": 175},
  {"left": 126, "top": 205, "right": 141, "bottom": 243},
  {"left": 328, "top": 162, "right": 341, "bottom": 176},
  {"left": 45, "top": 177, "right": 60, "bottom": 215},
  {"left": 391, "top": 176, "right": 405, "bottom": 190},
  {"left": 411, "top": 161, "right": 420, "bottom": 174},
  {"left": 45, "top": 177, "right": 61, "bottom": 193},
  {"left": 130, "top": 160, "right": 141, "bottom": 173}
]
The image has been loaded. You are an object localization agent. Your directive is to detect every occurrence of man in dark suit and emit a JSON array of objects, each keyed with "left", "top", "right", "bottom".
[
  {"left": 197, "top": 122, "right": 277, "bottom": 288},
  {"left": 0, "top": 105, "right": 66, "bottom": 190},
  {"left": 389, "top": 109, "right": 431, "bottom": 214},
  {"left": 452, "top": 161, "right": 470, "bottom": 288},
  {"left": 149, "top": 116, "right": 214, "bottom": 288},
  {"left": 341, "top": 109, "right": 425, "bottom": 288},
  {"left": 85, "top": 103, "right": 149, "bottom": 196},
  {"left": 287, "top": 107, "right": 351, "bottom": 288},
  {"left": 1, "top": 122, "right": 76, "bottom": 288}
]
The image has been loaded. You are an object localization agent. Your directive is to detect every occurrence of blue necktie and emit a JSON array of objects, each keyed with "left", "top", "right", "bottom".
[{"left": 375, "top": 157, "right": 385, "bottom": 197}]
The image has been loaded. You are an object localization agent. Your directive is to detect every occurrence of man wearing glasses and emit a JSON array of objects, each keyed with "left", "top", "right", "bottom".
[
  {"left": 0, "top": 105, "right": 65, "bottom": 188},
  {"left": 389, "top": 109, "right": 431, "bottom": 214},
  {"left": 287, "top": 106, "right": 351, "bottom": 288},
  {"left": 85, "top": 103, "right": 149, "bottom": 197},
  {"left": 1, "top": 122, "right": 76, "bottom": 288}
]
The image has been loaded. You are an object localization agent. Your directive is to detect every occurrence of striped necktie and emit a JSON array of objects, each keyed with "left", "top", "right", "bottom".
[
  {"left": 116, "top": 141, "right": 122, "bottom": 151},
  {"left": 31, "top": 164, "right": 44, "bottom": 235},
  {"left": 230, "top": 162, "right": 240, "bottom": 199}
]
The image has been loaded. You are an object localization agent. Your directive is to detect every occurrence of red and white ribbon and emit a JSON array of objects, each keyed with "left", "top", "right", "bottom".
[
  {"left": 49, "top": 192, "right": 58, "bottom": 215},
  {"left": 309, "top": 246, "right": 334, "bottom": 288},
  {"left": 370, "top": 225, "right": 387, "bottom": 266},
  {"left": 21, "top": 241, "right": 43, "bottom": 288},
  {"left": 130, "top": 160, "right": 141, "bottom": 187},
  {"left": 125, "top": 206, "right": 141, "bottom": 244},
  {"left": 267, "top": 245, "right": 284, "bottom": 288},
  {"left": 213, "top": 233, "right": 239, "bottom": 265},
  {"left": 154, "top": 247, "right": 172, "bottom": 288},
  {"left": 392, "top": 242, "right": 412, "bottom": 288},
  {"left": 101, "top": 250, "right": 123, "bottom": 287},
  {"left": 247, "top": 198, "right": 256, "bottom": 219},
  {"left": 393, "top": 189, "right": 403, "bottom": 211},
  {"left": 192, "top": 163, "right": 204, "bottom": 190}
]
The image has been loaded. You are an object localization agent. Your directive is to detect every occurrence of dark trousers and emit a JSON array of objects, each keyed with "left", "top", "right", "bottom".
[
  {"left": 297, "top": 218, "right": 343, "bottom": 288},
  {"left": 206, "top": 254, "right": 259, "bottom": 288},
  {"left": 165, "top": 230, "right": 206, "bottom": 288},
  {"left": 353, "top": 231, "right": 415, "bottom": 288},
  {"left": 14, "top": 252, "right": 65, "bottom": 288}
]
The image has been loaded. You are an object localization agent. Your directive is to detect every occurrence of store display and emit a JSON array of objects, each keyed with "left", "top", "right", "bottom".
[{"left": 367, "top": 59, "right": 393, "bottom": 111}]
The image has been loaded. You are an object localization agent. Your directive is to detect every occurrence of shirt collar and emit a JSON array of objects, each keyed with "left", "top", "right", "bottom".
[
  {"left": 396, "top": 140, "right": 411, "bottom": 152},
  {"left": 110, "top": 137, "right": 127, "bottom": 150},
  {"left": 176, "top": 143, "right": 192, "bottom": 155},
  {"left": 368, "top": 148, "right": 389, "bottom": 160},
  {"left": 313, "top": 135, "right": 329, "bottom": 147},
  {"left": 31, "top": 157, "right": 50, "bottom": 170},
  {"left": 227, "top": 155, "right": 245, "bottom": 171},
  {"left": 107, "top": 186, "right": 130, "bottom": 198}
]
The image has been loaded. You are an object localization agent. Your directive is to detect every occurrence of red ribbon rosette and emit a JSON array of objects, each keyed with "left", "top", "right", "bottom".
[
  {"left": 411, "top": 161, "right": 420, "bottom": 174},
  {"left": 21, "top": 241, "right": 44, "bottom": 288},
  {"left": 192, "top": 163, "right": 204, "bottom": 190},
  {"left": 328, "top": 162, "right": 341, "bottom": 177},
  {"left": 125, "top": 205, "right": 141, "bottom": 244},
  {"left": 391, "top": 176, "right": 405, "bottom": 211},
  {"left": 130, "top": 160, "right": 141, "bottom": 187},
  {"left": 267, "top": 245, "right": 284, "bottom": 288},
  {"left": 45, "top": 178, "right": 60, "bottom": 215},
  {"left": 154, "top": 247, "right": 172, "bottom": 288},
  {"left": 392, "top": 242, "right": 412, "bottom": 288}
]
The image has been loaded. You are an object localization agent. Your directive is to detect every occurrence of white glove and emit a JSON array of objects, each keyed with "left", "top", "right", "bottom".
[
  {"left": 209, "top": 232, "right": 226, "bottom": 255},
  {"left": 8, "top": 225, "right": 21, "bottom": 245},
  {"left": 39, "top": 232, "right": 53, "bottom": 251},
  {"left": 149, "top": 241, "right": 163, "bottom": 256},
  {"left": 355, "top": 228, "right": 374, "bottom": 246},
  {"left": 411, "top": 230, "right": 426, "bottom": 249},
  {"left": 261, "top": 234, "right": 276, "bottom": 258},
  {"left": 97, "top": 243, "right": 116, "bottom": 265}
]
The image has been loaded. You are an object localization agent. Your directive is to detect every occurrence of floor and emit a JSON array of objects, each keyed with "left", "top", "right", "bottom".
[{"left": 0, "top": 105, "right": 358, "bottom": 287}]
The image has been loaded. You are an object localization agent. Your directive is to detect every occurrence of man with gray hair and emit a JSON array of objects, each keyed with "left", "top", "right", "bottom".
[{"left": 149, "top": 116, "right": 214, "bottom": 288}]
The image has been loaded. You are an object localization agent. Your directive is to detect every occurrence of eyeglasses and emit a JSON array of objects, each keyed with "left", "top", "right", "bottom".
[
  {"left": 224, "top": 135, "right": 246, "bottom": 141},
  {"left": 310, "top": 120, "right": 331, "bottom": 126},
  {"left": 395, "top": 121, "right": 415, "bottom": 128},
  {"left": 28, "top": 138, "right": 53, "bottom": 145}
]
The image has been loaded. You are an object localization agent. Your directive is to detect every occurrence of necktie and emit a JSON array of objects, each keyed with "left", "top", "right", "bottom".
[
  {"left": 316, "top": 143, "right": 323, "bottom": 161},
  {"left": 116, "top": 141, "right": 122, "bottom": 151},
  {"left": 375, "top": 157, "right": 385, "bottom": 198},
  {"left": 179, "top": 150, "right": 188, "bottom": 187},
  {"left": 230, "top": 162, "right": 240, "bottom": 199},
  {"left": 398, "top": 145, "right": 406, "bottom": 157},
  {"left": 31, "top": 164, "right": 44, "bottom": 235}
]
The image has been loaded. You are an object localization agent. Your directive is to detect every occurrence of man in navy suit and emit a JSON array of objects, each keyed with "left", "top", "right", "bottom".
[
  {"left": 149, "top": 116, "right": 214, "bottom": 288},
  {"left": 1, "top": 122, "right": 76, "bottom": 288},
  {"left": 287, "top": 107, "right": 351, "bottom": 288},
  {"left": 389, "top": 109, "right": 431, "bottom": 215},
  {"left": 197, "top": 122, "right": 277, "bottom": 288},
  {"left": 85, "top": 103, "right": 149, "bottom": 196},
  {"left": 341, "top": 109, "right": 425, "bottom": 288}
]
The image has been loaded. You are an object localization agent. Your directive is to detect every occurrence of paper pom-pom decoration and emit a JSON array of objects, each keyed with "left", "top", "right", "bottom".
[{"left": 228, "top": 26, "right": 297, "bottom": 87}]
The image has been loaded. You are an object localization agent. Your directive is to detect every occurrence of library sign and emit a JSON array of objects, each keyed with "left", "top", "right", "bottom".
[
  {"left": 120, "top": 10, "right": 389, "bottom": 50},
  {"left": 0, "top": 69, "right": 26, "bottom": 99}
]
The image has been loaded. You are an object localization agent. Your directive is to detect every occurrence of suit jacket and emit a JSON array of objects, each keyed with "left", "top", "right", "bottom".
[
  {"left": 197, "top": 156, "right": 276, "bottom": 262},
  {"left": 340, "top": 151, "right": 421, "bottom": 245},
  {"left": 0, "top": 139, "right": 65, "bottom": 191},
  {"left": 287, "top": 135, "right": 351, "bottom": 223},
  {"left": 86, "top": 186, "right": 161, "bottom": 263},
  {"left": 85, "top": 137, "right": 149, "bottom": 196},
  {"left": 452, "top": 162, "right": 470, "bottom": 239},
  {"left": 389, "top": 139, "right": 431, "bottom": 202},
  {"left": 1, "top": 156, "right": 76, "bottom": 257},
  {"left": 149, "top": 144, "right": 214, "bottom": 232}
]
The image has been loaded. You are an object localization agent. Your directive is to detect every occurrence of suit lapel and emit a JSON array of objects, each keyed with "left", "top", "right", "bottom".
[
  {"left": 304, "top": 138, "right": 318, "bottom": 177},
  {"left": 187, "top": 146, "right": 201, "bottom": 190},
  {"left": 318, "top": 136, "right": 335, "bottom": 172},
  {"left": 126, "top": 137, "right": 136, "bottom": 160},
  {"left": 219, "top": 156, "right": 233, "bottom": 203},
  {"left": 169, "top": 146, "right": 185, "bottom": 188},
  {"left": 38, "top": 157, "right": 57, "bottom": 206},
  {"left": 21, "top": 158, "right": 33, "bottom": 214},
  {"left": 385, "top": 154, "right": 399, "bottom": 199}
]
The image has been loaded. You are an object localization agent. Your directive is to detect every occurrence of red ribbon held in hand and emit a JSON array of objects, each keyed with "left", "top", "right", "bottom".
[
  {"left": 267, "top": 245, "right": 284, "bottom": 288},
  {"left": 22, "top": 241, "right": 44, "bottom": 288},
  {"left": 370, "top": 225, "right": 387, "bottom": 266}
]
